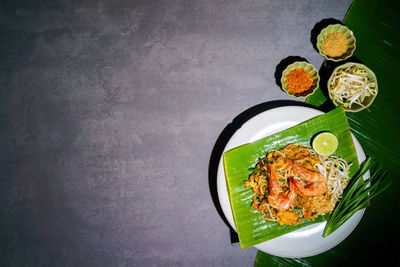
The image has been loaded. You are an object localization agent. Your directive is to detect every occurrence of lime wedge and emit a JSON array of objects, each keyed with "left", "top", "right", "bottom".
[{"left": 312, "top": 132, "right": 338, "bottom": 156}]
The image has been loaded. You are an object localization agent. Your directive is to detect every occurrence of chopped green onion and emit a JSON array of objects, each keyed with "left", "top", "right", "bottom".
[
  {"left": 322, "top": 157, "right": 391, "bottom": 238},
  {"left": 248, "top": 168, "right": 263, "bottom": 173}
]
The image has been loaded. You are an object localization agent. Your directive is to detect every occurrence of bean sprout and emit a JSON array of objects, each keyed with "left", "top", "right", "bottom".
[{"left": 329, "top": 65, "right": 377, "bottom": 109}]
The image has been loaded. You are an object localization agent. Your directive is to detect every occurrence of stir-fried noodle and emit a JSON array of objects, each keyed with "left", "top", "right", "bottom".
[{"left": 244, "top": 144, "right": 351, "bottom": 225}]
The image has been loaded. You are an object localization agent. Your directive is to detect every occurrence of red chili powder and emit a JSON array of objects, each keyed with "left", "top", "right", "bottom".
[{"left": 286, "top": 69, "right": 313, "bottom": 93}]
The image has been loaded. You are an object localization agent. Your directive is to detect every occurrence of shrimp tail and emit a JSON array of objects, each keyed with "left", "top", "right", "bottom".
[
  {"left": 293, "top": 177, "right": 327, "bottom": 196},
  {"left": 289, "top": 160, "right": 327, "bottom": 196}
]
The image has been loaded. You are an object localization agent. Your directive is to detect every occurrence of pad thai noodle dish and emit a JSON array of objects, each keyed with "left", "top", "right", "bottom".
[{"left": 244, "top": 143, "right": 351, "bottom": 225}]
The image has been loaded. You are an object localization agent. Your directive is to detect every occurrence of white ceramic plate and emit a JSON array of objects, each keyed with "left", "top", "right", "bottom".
[{"left": 216, "top": 106, "right": 366, "bottom": 258}]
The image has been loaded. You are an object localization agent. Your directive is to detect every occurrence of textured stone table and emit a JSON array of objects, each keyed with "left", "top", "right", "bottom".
[{"left": 0, "top": 1, "right": 352, "bottom": 266}]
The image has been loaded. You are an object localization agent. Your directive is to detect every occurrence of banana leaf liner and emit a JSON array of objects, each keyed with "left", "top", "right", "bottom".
[{"left": 223, "top": 107, "right": 359, "bottom": 249}]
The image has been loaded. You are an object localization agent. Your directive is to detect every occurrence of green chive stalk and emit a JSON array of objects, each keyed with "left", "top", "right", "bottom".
[{"left": 322, "top": 157, "right": 391, "bottom": 238}]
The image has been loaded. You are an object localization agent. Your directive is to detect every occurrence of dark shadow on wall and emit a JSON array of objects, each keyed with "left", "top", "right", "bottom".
[
  {"left": 0, "top": 1, "right": 83, "bottom": 266},
  {"left": 208, "top": 100, "right": 326, "bottom": 244},
  {"left": 0, "top": 8, "right": 39, "bottom": 265}
]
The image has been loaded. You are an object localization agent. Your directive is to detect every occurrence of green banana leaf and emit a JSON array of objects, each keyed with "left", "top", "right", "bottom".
[{"left": 223, "top": 107, "right": 359, "bottom": 249}]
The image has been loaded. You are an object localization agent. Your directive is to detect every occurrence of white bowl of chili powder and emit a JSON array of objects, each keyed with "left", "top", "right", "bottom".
[{"left": 280, "top": 61, "right": 320, "bottom": 98}]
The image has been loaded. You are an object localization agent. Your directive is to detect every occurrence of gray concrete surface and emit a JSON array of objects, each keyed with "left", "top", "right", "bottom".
[{"left": 0, "top": 0, "right": 352, "bottom": 266}]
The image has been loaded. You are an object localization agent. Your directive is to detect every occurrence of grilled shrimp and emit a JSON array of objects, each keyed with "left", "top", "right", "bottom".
[
  {"left": 288, "top": 160, "right": 327, "bottom": 196},
  {"left": 267, "top": 164, "right": 296, "bottom": 211}
]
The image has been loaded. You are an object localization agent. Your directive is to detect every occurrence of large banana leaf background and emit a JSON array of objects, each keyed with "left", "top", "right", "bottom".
[
  {"left": 255, "top": 0, "right": 400, "bottom": 265},
  {"left": 224, "top": 107, "right": 359, "bottom": 249}
]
